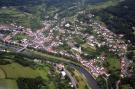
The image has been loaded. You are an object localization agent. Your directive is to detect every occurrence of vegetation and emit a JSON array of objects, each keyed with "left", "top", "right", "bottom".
[
  {"left": 0, "top": 79, "right": 18, "bottom": 89},
  {"left": 0, "top": 63, "right": 39, "bottom": 78},
  {"left": 93, "top": 0, "right": 135, "bottom": 45},
  {"left": 0, "top": 8, "right": 42, "bottom": 30},
  {"left": 0, "top": 52, "right": 76, "bottom": 89},
  {"left": 17, "top": 77, "right": 44, "bottom": 89},
  {"left": 103, "top": 55, "right": 121, "bottom": 88},
  {"left": 67, "top": 66, "right": 90, "bottom": 89},
  {"left": 12, "top": 33, "right": 28, "bottom": 41}
]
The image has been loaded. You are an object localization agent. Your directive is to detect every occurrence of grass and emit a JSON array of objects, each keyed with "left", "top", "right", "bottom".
[
  {"left": 81, "top": 43, "right": 98, "bottom": 56},
  {"left": 0, "top": 63, "right": 39, "bottom": 78},
  {"left": 132, "top": 50, "right": 135, "bottom": 58},
  {"left": 0, "top": 7, "right": 42, "bottom": 30},
  {"left": 12, "top": 33, "right": 28, "bottom": 41},
  {"left": 82, "top": 43, "right": 96, "bottom": 50},
  {"left": 86, "top": 0, "right": 121, "bottom": 10},
  {"left": 31, "top": 50, "right": 81, "bottom": 66},
  {"left": 73, "top": 70, "right": 89, "bottom": 89},
  {"left": 0, "top": 79, "right": 19, "bottom": 89},
  {"left": 36, "top": 65, "right": 50, "bottom": 80},
  {"left": 48, "top": 82, "right": 56, "bottom": 89},
  {"left": 106, "top": 57, "right": 120, "bottom": 72},
  {"left": 0, "top": 68, "right": 6, "bottom": 79},
  {"left": 0, "top": 8, "right": 32, "bottom": 27}
]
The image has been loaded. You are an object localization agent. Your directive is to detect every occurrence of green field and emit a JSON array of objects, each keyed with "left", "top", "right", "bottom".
[
  {"left": 0, "top": 61, "right": 54, "bottom": 89},
  {"left": 82, "top": 43, "right": 96, "bottom": 50},
  {"left": 87, "top": 0, "right": 120, "bottom": 10},
  {"left": 105, "top": 57, "right": 120, "bottom": 73},
  {"left": 36, "top": 65, "right": 50, "bottom": 80},
  {"left": 81, "top": 43, "right": 98, "bottom": 57},
  {"left": 73, "top": 70, "right": 89, "bottom": 89},
  {"left": 0, "top": 68, "right": 5, "bottom": 79},
  {"left": 12, "top": 33, "right": 28, "bottom": 41},
  {"left": 0, "top": 79, "right": 18, "bottom": 89},
  {"left": 48, "top": 82, "right": 56, "bottom": 89},
  {"left": 0, "top": 63, "right": 39, "bottom": 78}
]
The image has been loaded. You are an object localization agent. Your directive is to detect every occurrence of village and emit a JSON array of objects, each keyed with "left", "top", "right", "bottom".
[{"left": 0, "top": 12, "right": 128, "bottom": 79}]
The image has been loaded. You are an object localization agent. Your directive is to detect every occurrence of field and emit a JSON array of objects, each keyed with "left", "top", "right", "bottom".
[
  {"left": 105, "top": 57, "right": 120, "bottom": 73},
  {"left": 0, "top": 8, "right": 32, "bottom": 27},
  {"left": 0, "top": 79, "right": 18, "bottom": 89},
  {"left": 0, "top": 63, "right": 39, "bottom": 78},
  {"left": 72, "top": 69, "right": 89, "bottom": 89},
  {"left": 36, "top": 65, "right": 50, "bottom": 80},
  {"left": 87, "top": 0, "right": 120, "bottom": 10},
  {"left": 48, "top": 82, "right": 56, "bottom": 89},
  {"left": 82, "top": 43, "right": 96, "bottom": 50},
  {"left": 81, "top": 43, "right": 98, "bottom": 57},
  {"left": 0, "top": 61, "right": 54, "bottom": 89},
  {"left": 0, "top": 68, "right": 5, "bottom": 79}
]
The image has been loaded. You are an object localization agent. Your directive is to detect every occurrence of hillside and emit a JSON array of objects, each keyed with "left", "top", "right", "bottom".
[{"left": 93, "top": 0, "right": 135, "bottom": 45}]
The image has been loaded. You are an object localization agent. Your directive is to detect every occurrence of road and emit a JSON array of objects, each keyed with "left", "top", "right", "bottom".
[
  {"left": 0, "top": 42, "right": 101, "bottom": 89},
  {"left": 64, "top": 69, "right": 77, "bottom": 89}
]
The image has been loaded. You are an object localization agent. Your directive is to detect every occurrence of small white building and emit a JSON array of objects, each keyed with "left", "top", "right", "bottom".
[{"left": 61, "top": 71, "right": 66, "bottom": 76}]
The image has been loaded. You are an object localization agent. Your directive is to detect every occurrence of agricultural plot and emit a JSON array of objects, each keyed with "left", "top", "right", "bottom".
[
  {"left": 0, "top": 63, "right": 39, "bottom": 78},
  {"left": 0, "top": 68, "right": 5, "bottom": 79},
  {"left": 0, "top": 79, "right": 18, "bottom": 89}
]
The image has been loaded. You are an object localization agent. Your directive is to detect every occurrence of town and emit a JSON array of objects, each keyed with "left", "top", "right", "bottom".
[{"left": 0, "top": 11, "right": 128, "bottom": 79}]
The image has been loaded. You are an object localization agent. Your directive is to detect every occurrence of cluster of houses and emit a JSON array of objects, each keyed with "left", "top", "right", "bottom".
[
  {"left": 80, "top": 58, "right": 108, "bottom": 77},
  {"left": 120, "top": 57, "right": 128, "bottom": 78},
  {"left": 91, "top": 22, "right": 127, "bottom": 57},
  {"left": 0, "top": 11, "right": 129, "bottom": 78}
]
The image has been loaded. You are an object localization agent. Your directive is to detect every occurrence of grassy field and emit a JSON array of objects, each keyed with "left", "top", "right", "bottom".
[
  {"left": 73, "top": 70, "right": 89, "bottom": 89},
  {"left": 0, "top": 8, "right": 32, "bottom": 27},
  {"left": 0, "top": 79, "right": 18, "bottom": 89},
  {"left": 0, "top": 63, "right": 39, "bottom": 78},
  {"left": 81, "top": 43, "right": 97, "bottom": 56},
  {"left": 36, "top": 65, "right": 50, "bottom": 80},
  {"left": 0, "top": 7, "right": 42, "bottom": 30},
  {"left": 106, "top": 57, "right": 120, "bottom": 72},
  {"left": 87, "top": 0, "right": 121, "bottom": 10},
  {"left": 0, "top": 62, "right": 55, "bottom": 89},
  {"left": 82, "top": 43, "right": 96, "bottom": 50},
  {"left": 0, "top": 68, "right": 6, "bottom": 79},
  {"left": 49, "top": 82, "right": 56, "bottom": 89},
  {"left": 12, "top": 33, "right": 28, "bottom": 41},
  {"left": 31, "top": 50, "right": 81, "bottom": 65}
]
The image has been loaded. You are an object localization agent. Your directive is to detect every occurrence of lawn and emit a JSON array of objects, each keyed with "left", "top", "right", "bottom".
[
  {"left": 0, "top": 79, "right": 18, "bottom": 89},
  {"left": 36, "top": 65, "right": 50, "bottom": 80},
  {"left": 0, "top": 63, "right": 39, "bottom": 78},
  {"left": 0, "top": 68, "right": 6, "bottom": 79}
]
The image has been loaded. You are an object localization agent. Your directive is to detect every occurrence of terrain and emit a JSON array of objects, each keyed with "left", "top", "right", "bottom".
[{"left": 0, "top": 0, "right": 135, "bottom": 89}]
